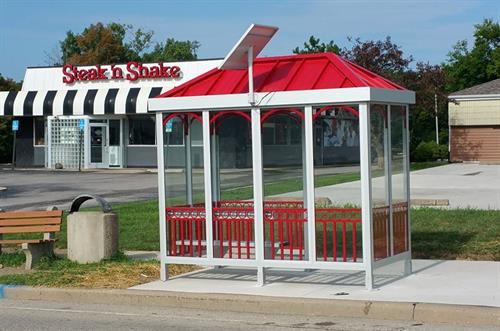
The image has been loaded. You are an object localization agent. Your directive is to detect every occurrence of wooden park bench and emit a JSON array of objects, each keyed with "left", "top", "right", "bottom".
[{"left": 0, "top": 210, "right": 63, "bottom": 269}]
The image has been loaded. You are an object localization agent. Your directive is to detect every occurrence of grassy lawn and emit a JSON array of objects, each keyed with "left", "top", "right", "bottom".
[{"left": 411, "top": 208, "right": 500, "bottom": 261}]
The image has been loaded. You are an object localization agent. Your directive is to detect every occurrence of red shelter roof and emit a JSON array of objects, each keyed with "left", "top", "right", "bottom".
[{"left": 158, "top": 52, "right": 406, "bottom": 98}]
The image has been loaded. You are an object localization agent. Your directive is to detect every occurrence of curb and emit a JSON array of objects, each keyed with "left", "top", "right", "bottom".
[{"left": 2, "top": 286, "right": 499, "bottom": 327}]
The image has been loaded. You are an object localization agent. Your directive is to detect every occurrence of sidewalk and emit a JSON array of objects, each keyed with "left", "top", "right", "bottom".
[{"left": 131, "top": 259, "right": 500, "bottom": 308}]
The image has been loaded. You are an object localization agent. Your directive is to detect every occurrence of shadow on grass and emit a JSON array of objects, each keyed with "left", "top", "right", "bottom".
[{"left": 411, "top": 231, "right": 476, "bottom": 259}]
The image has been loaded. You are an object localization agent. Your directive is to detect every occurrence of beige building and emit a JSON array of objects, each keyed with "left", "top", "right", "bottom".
[{"left": 448, "top": 78, "right": 500, "bottom": 164}]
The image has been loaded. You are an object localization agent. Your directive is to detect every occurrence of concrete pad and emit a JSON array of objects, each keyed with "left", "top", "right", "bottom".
[{"left": 131, "top": 259, "right": 500, "bottom": 307}]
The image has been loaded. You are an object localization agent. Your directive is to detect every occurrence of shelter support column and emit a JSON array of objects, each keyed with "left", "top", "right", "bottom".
[
  {"left": 185, "top": 125, "right": 193, "bottom": 205},
  {"left": 385, "top": 107, "right": 393, "bottom": 256},
  {"left": 251, "top": 107, "right": 265, "bottom": 286},
  {"left": 304, "top": 106, "right": 316, "bottom": 263},
  {"left": 404, "top": 105, "right": 412, "bottom": 275},
  {"left": 156, "top": 112, "right": 168, "bottom": 281},
  {"left": 203, "top": 111, "right": 214, "bottom": 260},
  {"left": 359, "top": 103, "right": 374, "bottom": 290}
]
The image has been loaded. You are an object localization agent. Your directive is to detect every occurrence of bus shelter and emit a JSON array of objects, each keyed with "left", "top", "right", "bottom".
[{"left": 149, "top": 51, "right": 415, "bottom": 290}]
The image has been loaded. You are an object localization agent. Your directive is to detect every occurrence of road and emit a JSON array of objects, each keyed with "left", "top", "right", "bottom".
[{"left": 0, "top": 299, "right": 490, "bottom": 331}]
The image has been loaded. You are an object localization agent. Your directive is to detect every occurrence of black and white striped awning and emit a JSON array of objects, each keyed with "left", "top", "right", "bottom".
[{"left": 0, "top": 86, "right": 167, "bottom": 116}]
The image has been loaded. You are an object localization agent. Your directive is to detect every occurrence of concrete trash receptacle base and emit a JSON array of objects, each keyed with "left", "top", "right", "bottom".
[{"left": 67, "top": 212, "right": 118, "bottom": 263}]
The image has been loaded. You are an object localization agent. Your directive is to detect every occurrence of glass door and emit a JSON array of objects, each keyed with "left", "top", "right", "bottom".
[{"left": 89, "top": 124, "right": 108, "bottom": 168}]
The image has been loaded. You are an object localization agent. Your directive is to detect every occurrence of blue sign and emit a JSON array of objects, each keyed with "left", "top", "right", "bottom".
[
  {"left": 165, "top": 120, "right": 173, "bottom": 133},
  {"left": 79, "top": 119, "right": 86, "bottom": 131},
  {"left": 12, "top": 120, "right": 19, "bottom": 132}
]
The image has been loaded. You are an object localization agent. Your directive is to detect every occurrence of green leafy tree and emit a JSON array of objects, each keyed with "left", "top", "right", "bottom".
[
  {"left": 0, "top": 74, "right": 21, "bottom": 163},
  {"left": 444, "top": 18, "right": 500, "bottom": 92},
  {"left": 55, "top": 22, "right": 198, "bottom": 65},
  {"left": 292, "top": 36, "right": 341, "bottom": 54},
  {"left": 402, "top": 63, "right": 448, "bottom": 152},
  {"left": 143, "top": 38, "right": 200, "bottom": 62},
  {"left": 62, "top": 22, "right": 129, "bottom": 65}
]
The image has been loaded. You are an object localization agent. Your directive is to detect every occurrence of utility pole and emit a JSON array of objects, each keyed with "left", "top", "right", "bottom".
[{"left": 435, "top": 93, "right": 439, "bottom": 145}]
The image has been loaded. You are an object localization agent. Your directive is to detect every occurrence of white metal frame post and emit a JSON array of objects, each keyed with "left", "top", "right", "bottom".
[
  {"left": 251, "top": 107, "right": 265, "bottom": 285},
  {"left": 156, "top": 112, "right": 169, "bottom": 281},
  {"left": 359, "top": 103, "right": 374, "bottom": 290},
  {"left": 404, "top": 105, "right": 412, "bottom": 275},
  {"left": 202, "top": 111, "right": 214, "bottom": 260},
  {"left": 385, "top": 106, "right": 393, "bottom": 256},
  {"left": 185, "top": 124, "right": 193, "bottom": 205},
  {"left": 304, "top": 106, "right": 316, "bottom": 263}
]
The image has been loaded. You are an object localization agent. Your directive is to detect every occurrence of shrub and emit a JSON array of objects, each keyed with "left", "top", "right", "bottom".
[{"left": 413, "top": 141, "right": 448, "bottom": 162}]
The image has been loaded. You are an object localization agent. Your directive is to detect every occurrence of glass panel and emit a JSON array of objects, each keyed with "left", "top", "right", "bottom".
[
  {"left": 90, "top": 126, "right": 104, "bottom": 163},
  {"left": 34, "top": 117, "right": 45, "bottom": 145},
  {"left": 391, "top": 106, "right": 409, "bottom": 254},
  {"left": 262, "top": 108, "right": 305, "bottom": 261},
  {"left": 164, "top": 114, "right": 206, "bottom": 258},
  {"left": 109, "top": 120, "right": 120, "bottom": 146},
  {"left": 313, "top": 105, "right": 362, "bottom": 262},
  {"left": 371, "top": 104, "right": 390, "bottom": 260},
  {"left": 211, "top": 113, "right": 254, "bottom": 260},
  {"left": 128, "top": 115, "right": 155, "bottom": 145},
  {"left": 191, "top": 120, "right": 203, "bottom": 146}
]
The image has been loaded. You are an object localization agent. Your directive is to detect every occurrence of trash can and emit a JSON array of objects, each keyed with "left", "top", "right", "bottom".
[{"left": 67, "top": 195, "right": 118, "bottom": 263}]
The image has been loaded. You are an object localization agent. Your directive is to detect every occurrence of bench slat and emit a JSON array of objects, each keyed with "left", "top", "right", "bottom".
[
  {"left": 0, "top": 218, "right": 62, "bottom": 227},
  {"left": 0, "top": 239, "right": 56, "bottom": 244},
  {"left": 0, "top": 224, "right": 61, "bottom": 234},
  {"left": 0, "top": 210, "right": 63, "bottom": 219}
]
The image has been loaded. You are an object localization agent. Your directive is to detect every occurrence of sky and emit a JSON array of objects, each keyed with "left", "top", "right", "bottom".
[{"left": 0, "top": 0, "right": 498, "bottom": 81}]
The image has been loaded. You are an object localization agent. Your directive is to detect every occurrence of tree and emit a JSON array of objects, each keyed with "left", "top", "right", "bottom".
[
  {"left": 293, "top": 36, "right": 341, "bottom": 54},
  {"left": 62, "top": 22, "right": 129, "bottom": 65},
  {"left": 342, "top": 36, "right": 413, "bottom": 82},
  {"left": 444, "top": 18, "right": 500, "bottom": 92},
  {"left": 402, "top": 63, "right": 448, "bottom": 151},
  {"left": 54, "top": 22, "right": 199, "bottom": 65},
  {"left": 0, "top": 74, "right": 21, "bottom": 163},
  {"left": 143, "top": 38, "right": 200, "bottom": 62}
]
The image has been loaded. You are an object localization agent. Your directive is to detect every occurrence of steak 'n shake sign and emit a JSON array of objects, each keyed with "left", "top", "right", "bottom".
[{"left": 62, "top": 61, "right": 182, "bottom": 84}]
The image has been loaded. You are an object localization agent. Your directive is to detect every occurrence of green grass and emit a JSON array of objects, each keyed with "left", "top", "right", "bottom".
[
  {"left": 0, "top": 252, "right": 25, "bottom": 267},
  {"left": 411, "top": 208, "right": 500, "bottom": 260}
]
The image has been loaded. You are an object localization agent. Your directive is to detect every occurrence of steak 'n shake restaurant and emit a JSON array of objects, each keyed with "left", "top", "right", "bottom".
[
  {"left": 2, "top": 57, "right": 364, "bottom": 170},
  {"left": 0, "top": 60, "right": 221, "bottom": 169}
]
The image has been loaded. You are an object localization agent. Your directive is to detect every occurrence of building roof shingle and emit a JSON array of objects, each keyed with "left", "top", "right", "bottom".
[{"left": 449, "top": 78, "right": 500, "bottom": 97}]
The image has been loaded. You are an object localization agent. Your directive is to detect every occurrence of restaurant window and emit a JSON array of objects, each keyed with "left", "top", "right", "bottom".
[
  {"left": 34, "top": 117, "right": 45, "bottom": 146},
  {"left": 128, "top": 115, "right": 155, "bottom": 145}
]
